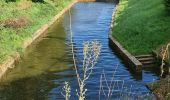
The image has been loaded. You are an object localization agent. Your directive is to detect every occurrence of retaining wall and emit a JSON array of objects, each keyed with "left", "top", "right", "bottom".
[{"left": 108, "top": 1, "right": 142, "bottom": 73}]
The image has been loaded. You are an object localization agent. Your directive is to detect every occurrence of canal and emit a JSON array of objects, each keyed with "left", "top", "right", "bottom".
[{"left": 0, "top": 2, "right": 158, "bottom": 100}]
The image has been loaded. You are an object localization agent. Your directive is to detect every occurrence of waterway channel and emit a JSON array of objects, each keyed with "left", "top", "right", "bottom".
[{"left": 0, "top": 2, "right": 159, "bottom": 100}]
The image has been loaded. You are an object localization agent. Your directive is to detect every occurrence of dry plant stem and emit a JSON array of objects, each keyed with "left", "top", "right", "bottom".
[
  {"left": 99, "top": 75, "right": 102, "bottom": 100},
  {"left": 99, "top": 75, "right": 107, "bottom": 99},
  {"left": 108, "top": 64, "right": 118, "bottom": 98},
  {"left": 69, "top": 9, "right": 81, "bottom": 87},
  {"left": 160, "top": 42, "right": 170, "bottom": 77},
  {"left": 99, "top": 65, "right": 119, "bottom": 100},
  {"left": 62, "top": 82, "right": 71, "bottom": 100},
  {"left": 77, "top": 41, "right": 101, "bottom": 100},
  {"left": 69, "top": 9, "right": 101, "bottom": 100}
]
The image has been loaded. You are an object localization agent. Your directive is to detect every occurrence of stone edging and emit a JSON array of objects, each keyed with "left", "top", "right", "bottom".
[
  {"left": 109, "top": 1, "right": 142, "bottom": 73},
  {"left": 0, "top": 0, "right": 96, "bottom": 79}
]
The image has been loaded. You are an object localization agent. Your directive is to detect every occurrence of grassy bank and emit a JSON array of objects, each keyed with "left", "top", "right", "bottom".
[
  {"left": 0, "top": 0, "right": 71, "bottom": 63},
  {"left": 112, "top": 0, "right": 170, "bottom": 55}
]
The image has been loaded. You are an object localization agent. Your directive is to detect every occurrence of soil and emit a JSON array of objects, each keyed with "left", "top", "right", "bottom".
[
  {"left": 148, "top": 76, "right": 170, "bottom": 100},
  {"left": 3, "top": 16, "right": 28, "bottom": 28}
]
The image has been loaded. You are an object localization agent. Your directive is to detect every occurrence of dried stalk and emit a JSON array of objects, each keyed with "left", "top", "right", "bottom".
[
  {"left": 160, "top": 42, "right": 170, "bottom": 77},
  {"left": 77, "top": 41, "right": 101, "bottom": 100},
  {"left": 62, "top": 82, "right": 71, "bottom": 100},
  {"left": 99, "top": 65, "right": 119, "bottom": 100},
  {"left": 63, "top": 9, "right": 101, "bottom": 100}
]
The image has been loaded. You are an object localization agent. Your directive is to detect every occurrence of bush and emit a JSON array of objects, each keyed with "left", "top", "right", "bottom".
[
  {"left": 165, "top": 0, "right": 170, "bottom": 11},
  {"left": 31, "top": 0, "right": 44, "bottom": 3},
  {"left": 5, "top": 0, "right": 20, "bottom": 2},
  {"left": 5, "top": 0, "right": 44, "bottom": 3}
]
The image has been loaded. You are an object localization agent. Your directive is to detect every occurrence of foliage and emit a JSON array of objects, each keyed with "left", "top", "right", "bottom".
[
  {"left": 165, "top": 0, "right": 170, "bottom": 12},
  {"left": 112, "top": 0, "right": 170, "bottom": 55},
  {"left": 5, "top": 0, "right": 45, "bottom": 3},
  {"left": 5, "top": 0, "right": 20, "bottom": 2},
  {"left": 31, "top": 0, "right": 44, "bottom": 3}
]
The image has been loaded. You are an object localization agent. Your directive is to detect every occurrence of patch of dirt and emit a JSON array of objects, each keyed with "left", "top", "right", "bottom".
[
  {"left": 3, "top": 16, "right": 28, "bottom": 28},
  {"left": 148, "top": 76, "right": 170, "bottom": 100}
]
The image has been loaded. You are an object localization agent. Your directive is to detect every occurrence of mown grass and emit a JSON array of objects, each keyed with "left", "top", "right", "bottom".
[
  {"left": 112, "top": 0, "right": 170, "bottom": 55},
  {"left": 0, "top": 0, "right": 71, "bottom": 63}
]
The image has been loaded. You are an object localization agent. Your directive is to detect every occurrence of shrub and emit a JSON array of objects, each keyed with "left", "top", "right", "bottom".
[
  {"left": 5, "top": 0, "right": 20, "bottom": 2},
  {"left": 165, "top": 0, "right": 170, "bottom": 12},
  {"left": 5, "top": 0, "right": 44, "bottom": 3},
  {"left": 31, "top": 0, "right": 44, "bottom": 3}
]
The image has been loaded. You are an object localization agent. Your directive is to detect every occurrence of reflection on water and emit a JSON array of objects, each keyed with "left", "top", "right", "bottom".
[
  {"left": 1, "top": 19, "right": 73, "bottom": 82},
  {"left": 0, "top": 2, "right": 159, "bottom": 100},
  {"left": 0, "top": 18, "right": 74, "bottom": 100}
]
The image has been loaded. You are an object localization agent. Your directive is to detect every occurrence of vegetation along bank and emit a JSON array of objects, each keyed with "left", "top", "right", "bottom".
[
  {"left": 0, "top": 0, "right": 72, "bottom": 63},
  {"left": 112, "top": 0, "right": 170, "bottom": 55}
]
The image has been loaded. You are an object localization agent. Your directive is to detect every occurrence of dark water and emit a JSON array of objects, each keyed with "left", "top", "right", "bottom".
[{"left": 0, "top": 2, "right": 158, "bottom": 100}]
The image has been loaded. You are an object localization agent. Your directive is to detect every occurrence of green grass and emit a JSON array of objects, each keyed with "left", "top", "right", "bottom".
[
  {"left": 112, "top": 0, "right": 170, "bottom": 55},
  {"left": 0, "top": 0, "right": 71, "bottom": 63}
]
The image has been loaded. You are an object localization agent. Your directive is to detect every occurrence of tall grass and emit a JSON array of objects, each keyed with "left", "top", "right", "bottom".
[
  {"left": 112, "top": 0, "right": 170, "bottom": 55},
  {"left": 0, "top": 0, "right": 72, "bottom": 63}
]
